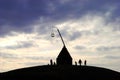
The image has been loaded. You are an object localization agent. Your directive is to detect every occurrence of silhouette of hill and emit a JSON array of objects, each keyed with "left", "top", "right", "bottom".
[{"left": 0, "top": 65, "right": 120, "bottom": 80}]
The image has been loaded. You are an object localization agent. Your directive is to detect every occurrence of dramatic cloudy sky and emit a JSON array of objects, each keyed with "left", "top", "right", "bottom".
[{"left": 0, "top": 0, "right": 120, "bottom": 72}]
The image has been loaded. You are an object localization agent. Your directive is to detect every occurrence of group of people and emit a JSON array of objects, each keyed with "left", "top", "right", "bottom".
[{"left": 75, "top": 59, "right": 87, "bottom": 66}]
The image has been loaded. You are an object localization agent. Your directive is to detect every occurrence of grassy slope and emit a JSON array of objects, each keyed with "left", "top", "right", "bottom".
[{"left": 0, "top": 65, "right": 120, "bottom": 80}]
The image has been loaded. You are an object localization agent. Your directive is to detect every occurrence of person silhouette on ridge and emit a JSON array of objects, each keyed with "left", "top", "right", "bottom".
[
  {"left": 50, "top": 59, "right": 53, "bottom": 65},
  {"left": 75, "top": 61, "right": 77, "bottom": 66},
  {"left": 84, "top": 60, "right": 87, "bottom": 66},
  {"left": 78, "top": 59, "right": 82, "bottom": 66}
]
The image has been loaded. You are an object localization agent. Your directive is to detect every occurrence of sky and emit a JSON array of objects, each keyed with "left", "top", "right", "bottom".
[{"left": 0, "top": 0, "right": 120, "bottom": 72}]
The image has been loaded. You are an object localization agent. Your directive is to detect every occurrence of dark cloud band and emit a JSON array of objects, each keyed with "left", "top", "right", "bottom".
[{"left": 0, "top": 0, "right": 119, "bottom": 36}]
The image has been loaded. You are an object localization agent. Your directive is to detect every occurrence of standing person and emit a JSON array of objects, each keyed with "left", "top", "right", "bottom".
[
  {"left": 84, "top": 60, "right": 87, "bottom": 66},
  {"left": 78, "top": 59, "right": 82, "bottom": 66},
  {"left": 53, "top": 62, "right": 56, "bottom": 65},
  {"left": 50, "top": 59, "right": 53, "bottom": 65},
  {"left": 75, "top": 61, "right": 77, "bottom": 66}
]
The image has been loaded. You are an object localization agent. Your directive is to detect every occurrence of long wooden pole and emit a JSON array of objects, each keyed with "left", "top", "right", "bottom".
[{"left": 56, "top": 28, "right": 65, "bottom": 46}]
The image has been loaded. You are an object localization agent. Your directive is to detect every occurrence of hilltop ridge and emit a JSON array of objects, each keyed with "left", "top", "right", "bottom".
[{"left": 1, "top": 65, "right": 120, "bottom": 80}]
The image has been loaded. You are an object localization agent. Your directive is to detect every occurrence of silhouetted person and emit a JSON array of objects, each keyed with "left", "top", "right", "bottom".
[
  {"left": 53, "top": 62, "right": 56, "bottom": 65},
  {"left": 75, "top": 61, "right": 77, "bottom": 65},
  {"left": 84, "top": 60, "right": 87, "bottom": 66},
  {"left": 50, "top": 59, "right": 53, "bottom": 65},
  {"left": 78, "top": 59, "right": 82, "bottom": 66}
]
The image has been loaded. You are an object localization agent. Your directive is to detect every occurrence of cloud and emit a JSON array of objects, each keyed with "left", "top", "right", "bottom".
[
  {"left": 96, "top": 46, "right": 120, "bottom": 52},
  {"left": 25, "top": 56, "right": 51, "bottom": 60},
  {"left": 0, "top": 52, "right": 18, "bottom": 59},
  {"left": 105, "top": 56, "right": 120, "bottom": 59},
  {"left": 58, "top": 28, "right": 82, "bottom": 41},
  {"left": 74, "top": 45, "right": 86, "bottom": 50},
  {"left": 0, "top": 0, "right": 120, "bottom": 72},
  {"left": 108, "top": 18, "right": 120, "bottom": 32},
  {"left": 5, "top": 41, "right": 35, "bottom": 49},
  {"left": 0, "top": 0, "right": 119, "bottom": 37},
  {"left": 25, "top": 62, "right": 45, "bottom": 66}
]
